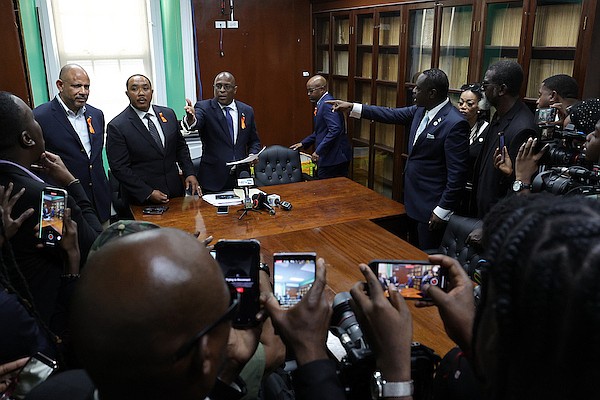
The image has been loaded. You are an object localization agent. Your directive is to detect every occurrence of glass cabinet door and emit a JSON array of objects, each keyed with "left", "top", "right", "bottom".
[
  {"left": 407, "top": 7, "right": 435, "bottom": 83},
  {"left": 356, "top": 13, "right": 374, "bottom": 79},
  {"left": 526, "top": 0, "right": 583, "bottom": 98},
  {"left": 439, "top": 5, "right": 473, "bottom": 89},
  {"left": 333, "top": 15, "right": 350, "bottom": 77},
  {"left": 482, "top": 2, "right": 523, "bottom": 76},
  {"left": 378, "top": 11, "right": 401, "bottom": 82},
  {"left": 314, "top": 15, "right": 330, "bottom": 75}
]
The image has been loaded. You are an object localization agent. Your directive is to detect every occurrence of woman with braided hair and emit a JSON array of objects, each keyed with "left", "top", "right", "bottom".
[{"left": 416, "top": 194, "right": 600, "bottom": 399}]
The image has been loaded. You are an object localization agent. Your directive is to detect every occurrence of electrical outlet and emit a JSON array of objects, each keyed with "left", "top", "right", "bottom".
[
  {"left": 227, "top": 20, "right": 239, "bottom": 29},
  {"left": 215, "top": 21, "right": 226, "bottom": 29}
]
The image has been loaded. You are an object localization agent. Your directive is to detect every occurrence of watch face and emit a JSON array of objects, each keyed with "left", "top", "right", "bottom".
[
  {"left": 512, "top": 180, "right": 522, "bottom": 192},
  {"left": 371, "top": 372, "right": 382, "bottom": 400}
]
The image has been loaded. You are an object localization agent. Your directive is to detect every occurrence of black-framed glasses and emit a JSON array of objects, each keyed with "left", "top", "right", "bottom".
[
  {"left": 171, "top": 285, "right": 240, "bottom": 362},
  {"left": 461, "top": 83, "right": 482, "bottom": 94},
  {"left": 307, "top": 86, "right": 325, "bottom": 94},
  {"left": 214, "top": 84, "right": 235, "bottom": 91}
]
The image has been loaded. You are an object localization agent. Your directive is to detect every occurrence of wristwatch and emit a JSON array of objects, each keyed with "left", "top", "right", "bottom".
[
  {"left": 258, "top": 262, "right": 270, "bottom": 277},
  {"left": 512, "top": 180, "right": 532, "bottom": 193},
  {"left": 371, "top": 371, "right": 414, "bottom": 399}
]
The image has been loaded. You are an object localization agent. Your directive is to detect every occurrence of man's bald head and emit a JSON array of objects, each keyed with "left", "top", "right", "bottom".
[{"left": 71, "top": 228, "right": 231, "bottom": 400}]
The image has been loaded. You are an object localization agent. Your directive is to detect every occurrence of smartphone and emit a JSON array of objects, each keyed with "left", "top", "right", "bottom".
[
  {"left": 273, "top": 252, "right": 317, "bottom": 309},
  {"left": 535, "top": 107, "right": 557, "bottom": 126},
  {"left": 368, "top": 260, "right": 448, "bottom": 300},
  {"left": 498, "top": 132, "right": 506, "bottom": 163},
  {"left": 39, "top": 187, "right": 67, "bottom": 247},
  {"left": 214, "top": 239, "right": 261, "bottom": 327},
  {"left": 216, "top": 194, "right": 236, "bottom": 200},
  {"left": 142, "top": 206, "right": 169, "bottom": 215},
  {"left": 217, "top": 205, "right": 229, "bottom": 214},
  {"left": 1, "top": 352, "right": 57, "bottom": 399}
]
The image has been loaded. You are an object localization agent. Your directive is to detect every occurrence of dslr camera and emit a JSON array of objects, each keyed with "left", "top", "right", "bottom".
[{"left": 535, "top": 110, "right": 586, "bottom": 167}]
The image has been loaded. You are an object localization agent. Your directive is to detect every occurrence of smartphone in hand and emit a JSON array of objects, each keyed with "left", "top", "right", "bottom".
[
  {"left": 273, "top": 252, "right": 317, "bottom": 309},
  {"left": 39, "top": 187, "right": 67, "bottom": 247},
  {"left": 368, "top": 260, "right": 448, "bottom": 300}
]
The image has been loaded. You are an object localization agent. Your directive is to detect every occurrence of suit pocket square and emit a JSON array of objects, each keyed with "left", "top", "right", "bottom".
[{"left": 426, "top": 133, "right": 435, "bottom": 139}]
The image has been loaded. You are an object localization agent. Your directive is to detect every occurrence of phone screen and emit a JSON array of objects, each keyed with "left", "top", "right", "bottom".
[
  {"left": 368, "top": 260, "right": 447, "bottom": 300},
  {"left": 39, "top": 188, "right": 67, "bottom": 247},
  {"left": 215, "top": 239, "right": 261, "bottom": 327},
  {"left": 535, "top": 107, "right": 557, "bottom": 126},
  {"left": 498, "top": 132, "right": 506, "bottom": 162},
  {"left": 2, "top": 352, "right": 57, "bottom": 399},
  {"left": 273, "top": 252, "right": 317, "bottom": 309}
]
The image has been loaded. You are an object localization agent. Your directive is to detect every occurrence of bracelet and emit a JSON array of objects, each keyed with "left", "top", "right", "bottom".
[
  {"left": 67, "top": 178, "right": 80, "bottom": 187},
  {"left": 60, "top": 273, "right": 80, "bottom": 280}
]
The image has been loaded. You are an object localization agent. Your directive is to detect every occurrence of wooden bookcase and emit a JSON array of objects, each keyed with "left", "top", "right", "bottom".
[{"left": 313, "top": 0, "right": 599, "bottom": 201}]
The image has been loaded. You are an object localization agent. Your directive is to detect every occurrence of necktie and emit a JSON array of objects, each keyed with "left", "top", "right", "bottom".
[
  {"left": 144, "top": 113, "right": 163, "bottom": 149},
  {"left": 413, "top": 113, "right": 430, "bottom": 145},
  {"left": 224, "top": 106, "right": 235, "bottom": 143}
]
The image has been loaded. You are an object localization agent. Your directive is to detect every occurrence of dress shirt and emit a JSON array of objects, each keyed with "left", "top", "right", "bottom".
[
  {"left": 56, "top": 95, "right": 92, "bottom": 157},
  {"left": 219, "top": 101, "right": 239, "bottom": 144},
  {"left": 130, "top": 105, "right": 166, "bottom": 146}
]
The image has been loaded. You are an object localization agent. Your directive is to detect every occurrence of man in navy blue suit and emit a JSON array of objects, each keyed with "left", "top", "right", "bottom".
[
  {"left": 33, "top": 64, "right": 111, "bottom": 223},
  {"left": 329, "top": 69, "right": 469, "bottom": 249},
  {"left": 106, "top": 74, "right": 199, "bottom": 205},
  {"left": 185, "top": 72, "right": 262, "bottom": 192},
  {"left": 290, "top": 75, "right": 351, "bottom": 179}
]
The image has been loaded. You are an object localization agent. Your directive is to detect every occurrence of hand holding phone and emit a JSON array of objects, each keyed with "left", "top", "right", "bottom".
[
  {"left": 498, "top": 132, "right": 505, "bottom": 163},
  {"left": 273, "top": 252, "right": 317, "bottom": 309},
  {"left": 368, "top": 260, "right": 448, "bottom": 300},
  {"left": 39, "top": 187, "right": 67, "bottom": 247}
]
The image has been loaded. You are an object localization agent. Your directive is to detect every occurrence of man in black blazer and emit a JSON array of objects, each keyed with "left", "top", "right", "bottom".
[
  {"left": 185, "top": 72, "right": 262, "bottom": 192},
  {"left": 474, "top": 60, "right": 537, "bottom": 217},
  {"left": 329, "top": 69, "right": 469, "bottom": 250},
  {"left": 33, "top": 64, "right": 111, "bottom": 223},
  {"left": 107, "top": 74, "right": 199, "bottom": 205}
]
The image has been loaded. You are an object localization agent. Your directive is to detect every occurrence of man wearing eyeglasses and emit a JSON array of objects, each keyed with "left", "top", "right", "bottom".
[
  {"left": 184, "top": 72, "right": 262, "bottom": 192},
  {"left": 290, "top": 75, "right": 351, "bottom": 179}
]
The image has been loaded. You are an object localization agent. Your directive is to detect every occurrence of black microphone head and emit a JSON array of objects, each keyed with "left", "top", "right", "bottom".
[{"left": 239, "top": 171, "right": 250, "bottom": 178}]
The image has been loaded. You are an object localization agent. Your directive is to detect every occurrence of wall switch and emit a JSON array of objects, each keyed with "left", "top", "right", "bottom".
[
  {"left": 215, "top": 21, "right": 226, "bottom": 29},
  {"left": 227, "top": 20, "right": 239, "bottom": 29}
]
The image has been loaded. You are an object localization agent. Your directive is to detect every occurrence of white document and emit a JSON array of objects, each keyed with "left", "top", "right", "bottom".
[
  {"left": 201, "top": 191, "right": 242, "bottom": 206},
  {"left": 225, "top": 146, "right": 266, "bottom": 166}
]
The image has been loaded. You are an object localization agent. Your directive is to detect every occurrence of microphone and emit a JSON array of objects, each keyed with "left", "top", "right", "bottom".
[
  {"left": 252, "top": 193, "right": 276, "bottom": 215},
  {"left": 237, "top": 171, "right": 254, "bottom": 210},
  {"left": 275, "top": 198, "right": 292, "bottom": 211}
]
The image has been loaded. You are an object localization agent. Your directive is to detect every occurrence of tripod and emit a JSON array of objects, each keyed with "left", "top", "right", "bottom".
[{"left": 237, "top": 186, "right": 261, "bottom": 220}]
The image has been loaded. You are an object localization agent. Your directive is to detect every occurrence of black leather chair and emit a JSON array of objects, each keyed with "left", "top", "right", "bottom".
[
  {"left": 254, "top": 145, "right": 303, "bottom": 186},
  {"left": 433, "top": 214, "right": 483, "bottom": 278}
]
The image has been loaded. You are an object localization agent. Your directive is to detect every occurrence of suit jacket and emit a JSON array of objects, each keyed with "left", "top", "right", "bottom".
[
  {"left": 474, "top": 100, "right": 537, "bottom": 217},
  {"left": 0, "top": 162, "right": 102, "bottom": 328},
  {"left": 301, "top": 92, "right": 351, "bottom": 167},
  {"left": 106, "top": 105, "right": 196, "bottom": 204},
  {"left": 194, "top": 98, "right": 262, "bottom": 192},
  {"left": 33, "top": 98, "right": 111, "bottom": 222},
  {"left": 362, "top": 102, "right": 469, "bottom": 223}
]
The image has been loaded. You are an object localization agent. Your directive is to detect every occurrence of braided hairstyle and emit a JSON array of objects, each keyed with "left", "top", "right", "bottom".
[{"left": 476, "top": 194, "right": 600, "bottom": 399}]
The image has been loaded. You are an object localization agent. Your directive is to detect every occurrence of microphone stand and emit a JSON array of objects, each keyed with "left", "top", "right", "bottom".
[{"left": 238, "top": 185, "right": 261, "bottom": 220}]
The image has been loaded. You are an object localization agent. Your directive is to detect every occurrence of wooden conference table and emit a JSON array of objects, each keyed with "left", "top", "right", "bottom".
[{"left": 131, "top": 177, "right": 455, "bottom": 356}]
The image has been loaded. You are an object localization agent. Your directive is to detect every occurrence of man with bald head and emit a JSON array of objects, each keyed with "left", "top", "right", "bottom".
[
  {"left": 185, "top": 72, "right": 262, "bottom": 192},
  {"left": 34, "top": 64, "right": 111, "bottom": 223},
  {"left": 290, "top": 75, "right": 351, "bottom": 179},
  {"left": 54, "top": 228, "right": 258, "bottom": 400}
]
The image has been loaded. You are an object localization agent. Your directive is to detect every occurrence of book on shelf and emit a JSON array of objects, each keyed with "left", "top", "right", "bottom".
[
  {"left": 533, "top": 3, "right": 581, "bottom": 47},
  {"left": 333, "top": 79, "right": 348, "bottom": 99},
  {"left": 355, "top": 82, "right": 371, "bottom": 104},
  {"left": 488, "top": 5, "right": 522, "bottom": 47},
  {"left": 439, "top": 55, "right": 469, "bottom": 89},
  {"left": 359, "top": 16, "right": 374, "bottom": 45},
  {"left": 359, "top": 52, "right": 373, "bottom": 78},
  {"left": 375, "top": 124, "right": 395, "bottom": 148},
  {"left": 378, "top": 53, "right": 398, "bottom": 81},
  {"left": 527, "top": 59, "right": 574, "bottom": 98},
  {"left": 379, "top": 15, "right": 401, "bottom": 46},
  {"left": 440, "top": 6, "right": 473, "bottom": 47},
  {"left": 334, "top": 51, "right": 349, "bottom": 76},
  {"left": 377, "top": 85, "right": 397, "bottom": 107}
]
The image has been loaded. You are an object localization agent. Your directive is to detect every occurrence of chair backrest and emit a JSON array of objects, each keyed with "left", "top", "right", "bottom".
[
  {"left": 437, "top": 215, "right": 483, "bottom": 278},
  {"left": 254, "top": 145, "right": 303, "bottom": 186}
]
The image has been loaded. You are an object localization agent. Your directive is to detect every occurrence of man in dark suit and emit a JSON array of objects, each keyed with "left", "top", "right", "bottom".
[
  {"left": 474, "top": 60, "right": 537, "bottom": 217},
  {"left": 0, "top": 91, "right": 102, "bottom": 328},
  {"left": 329, "top": 69, "right": 469, "bottom": 249},
  {"left": 33, "top": 64, "right": 111, "bottom": 223},
  {"left": 290, "top": 75, "right": 351, "bottom": 179},
  {"left": 185, "top": 72, "right": 262, "bottom": 192},
  {"left": 106, "top": 74, "right": 199, "bottom": 205}
]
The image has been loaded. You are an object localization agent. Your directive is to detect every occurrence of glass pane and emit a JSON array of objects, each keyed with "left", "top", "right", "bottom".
[
  {"left": 373, "top": 149, "right": 394, "bottom": 198},
  {"left": 335, "top": 16, "right": 350, "bottom": 45},
  {"left": 315, "top": 17, "right": 330, "bottom": 74},
  {"left": 356, "top": 49, "right": 373, "bottom": 78},
  {"left": 334, "top": 51, "right": 349, "bottom": 76},
  {"left": 407, "top": 8, "right": 434, "bottom": 82},
  {"left": 331, "top": 78, "right": 348, "bottom": 99},
  {"left": 379, "top": 12, "right": 401, "bottom": 46},
  {"left": 316, "top": 50, "right": 329, "bottom": 74},
  {"left": 354, "top": 82, "right": 372, "bottom": 141},
  {"left": 352, "top": 145, "right": 370, "bottom": 187},
  {"left": 482, "top": 2, "right": 523, "bottom": 76},
  {"left": 316, "top": 18, "right": 330, "bottom": 45},
  {"left": 378, "top": 49, "right": 398, "bottom": 81},
  {"left": 527, "top": 59, "right": 574, "bottom": 97},
  {"left": 375, "top": 85, "right": 396, "bottom": 148},
  {"left": 440, "top": 6, "right": 473, "bottom": 89},
  {"left": 357, "top": 15, "right": 374, "bottom": 45},
  {"left": 532, "top": 1, "right": 581, "bottom": 47}
]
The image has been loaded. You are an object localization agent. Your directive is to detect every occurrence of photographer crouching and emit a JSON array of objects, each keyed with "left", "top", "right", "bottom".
[{"left": 494, "top": 98, "right": 600, "bottom": 196}]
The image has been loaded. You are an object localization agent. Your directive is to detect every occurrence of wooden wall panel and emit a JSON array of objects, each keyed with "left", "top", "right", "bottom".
[
  {"left": 192, "top": 0, "right": 313, "bottom": 148},
  {"left": 0, "top": 0, "right": 31, "bottom": 106}
]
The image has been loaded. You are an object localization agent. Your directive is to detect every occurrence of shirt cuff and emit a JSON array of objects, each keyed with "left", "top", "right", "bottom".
[
  {"left": 349, "top": 103, "right": 362, "bottom": 119},
  {"left": 181, "top": 117, "right": 196, "bottom": 131},
  {"left": 433, "top": 206, "right": 453, "bottom": 221}
]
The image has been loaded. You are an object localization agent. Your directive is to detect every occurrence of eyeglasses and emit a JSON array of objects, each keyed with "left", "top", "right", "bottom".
[
  {"left": 171, "top": 285, "right": 240, "bottom": 362},
  {"left": 480, "top": 81, "right": 503, "bottom": 91},
  {"left": 307, "top": 86, "right": 325, "bottom": 94},
  {"left": 214, "top": 84, "right": 235, "bottom": 91}
]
